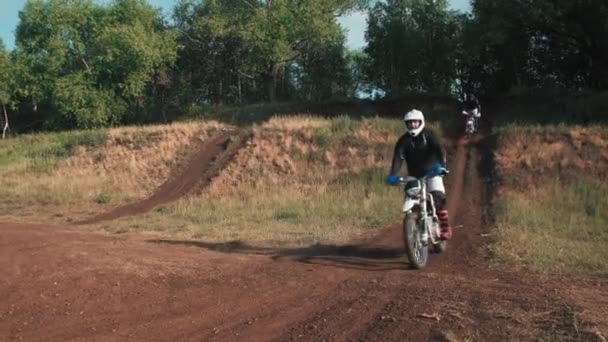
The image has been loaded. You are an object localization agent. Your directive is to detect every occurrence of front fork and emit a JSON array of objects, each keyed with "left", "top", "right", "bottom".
[
  {"left": 404, "top": 194, "right": 441, "bottom": 246},
  {"left": 426, "top": 193, "right": 442, "bottom": 244}
]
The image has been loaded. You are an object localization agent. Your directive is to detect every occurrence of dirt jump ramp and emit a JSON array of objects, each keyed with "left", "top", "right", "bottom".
[{"left": 77, "top": 129, "right": 251, "bottom": 224}]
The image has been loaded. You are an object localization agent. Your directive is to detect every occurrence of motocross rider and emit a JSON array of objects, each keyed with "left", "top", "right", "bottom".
[
  {"left": 386, "top": 109, "right": 452, "bottom": 240},
  {"left": 461, "top": 95, "right": 481, "bottom": 125}
]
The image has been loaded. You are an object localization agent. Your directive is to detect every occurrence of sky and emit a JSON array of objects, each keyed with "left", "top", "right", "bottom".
[{"left": 0, "top": 0, "right": 471, "bottom": 51}]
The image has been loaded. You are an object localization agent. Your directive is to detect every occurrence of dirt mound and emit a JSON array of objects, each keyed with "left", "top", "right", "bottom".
[
  {"left": 206, "top": 117, "right": 397, "bottom": 196},
  {"left": 495, "top": 127, "right": 608, "bottom": 188},
  {"left": 56, "top": 121, "right": 228, "bottom": 201},
  {"left": 77, "top": 130, "right": 250, "bottom": 224}
]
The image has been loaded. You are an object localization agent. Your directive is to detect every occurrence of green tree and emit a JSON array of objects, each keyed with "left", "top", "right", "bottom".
[
  {"left": 470, "top": 0, "right": 608, "bottom": 92},
  {"left": 172, "top": 0, "right": 365, "bottom": 105},
  {"left": 452, "top": 13, "right": 483, "bottom": 99},
  {"left": 14, "top": 0, "right": 178, "bottom": 129},
  {"left": 172, "top": 0, "right": 254, "bottom": 105},
  {"left": 290, "top": 37, "right": 354, "bottom": 101},
  {"left": 0, "top": 40, "right": 14, "bottom": 137},
  {"left": 364, "top": 0, "right": 461, "bottom": 96}
]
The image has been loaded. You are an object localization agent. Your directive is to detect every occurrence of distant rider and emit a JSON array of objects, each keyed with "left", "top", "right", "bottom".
[
  {"left": 461, "top": 95, "right": 481, "bottom": 126},
  {"left": 385, "top": 109, "right": 452, "bottom": 240}
]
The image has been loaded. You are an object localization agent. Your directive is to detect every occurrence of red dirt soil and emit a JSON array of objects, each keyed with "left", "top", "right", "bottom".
[{"left": 1, "top": 126, "right": 607, "bottom": 341}]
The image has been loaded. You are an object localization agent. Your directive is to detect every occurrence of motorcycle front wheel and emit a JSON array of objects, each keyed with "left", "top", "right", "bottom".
[{"left": 403, "top": 213, "right": 429, "bottom": 269}]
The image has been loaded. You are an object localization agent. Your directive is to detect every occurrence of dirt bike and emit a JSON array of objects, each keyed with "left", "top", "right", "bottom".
[
  {"left": 398, "top": 169, "right": 448, "bottom": 269},
  {"left": 462, "top": 110, "right": 476, "bottom": 138}
]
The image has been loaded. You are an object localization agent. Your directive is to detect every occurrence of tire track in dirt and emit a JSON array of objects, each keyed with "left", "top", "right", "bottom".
[
  {"left": 77, "top": 130, "right": 251, "bottom": 224},
  {"left": 345, "top": 144, "right": 496, "bottom": 341},
  {"left": 269, "top": 132, "right": 603, "bottom": 341},
  {"left": 0, "top": 223, "right": 348, "bottom": 341},
  {"left": 268, "top": 136, "right": 475, "bottom": 341},
  {"left": 270, "top": 273, "right": 400, "bottom": 341}
]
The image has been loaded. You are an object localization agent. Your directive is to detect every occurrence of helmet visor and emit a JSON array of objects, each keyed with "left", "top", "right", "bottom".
[{"left": 406, "top": 120, "right": 421, "bottom": 130}]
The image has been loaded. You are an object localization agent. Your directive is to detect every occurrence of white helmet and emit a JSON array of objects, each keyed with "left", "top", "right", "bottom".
[{"left": 403, "top": 109, "right": 425, "bottom": 137}]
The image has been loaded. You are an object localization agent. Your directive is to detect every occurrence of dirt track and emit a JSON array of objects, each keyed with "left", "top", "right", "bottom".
[
  {"left": 2, "top": 131, "right": 607, "bottom": 341},
  {"left": 77, "top": 130, "right": 249, "bottom": 224}
]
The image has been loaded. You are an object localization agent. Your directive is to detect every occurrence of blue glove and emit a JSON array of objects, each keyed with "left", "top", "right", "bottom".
[
  {"left": 386, "top": 175, "right": 400, "bottom": 186},
  {"left": 429, "top": 163, "right": 449, "bottom": 177}
]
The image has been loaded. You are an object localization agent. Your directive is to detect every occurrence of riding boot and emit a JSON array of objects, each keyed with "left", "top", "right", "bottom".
[{"left": 437, "top": 209, "right": 452, "bottom": 240}]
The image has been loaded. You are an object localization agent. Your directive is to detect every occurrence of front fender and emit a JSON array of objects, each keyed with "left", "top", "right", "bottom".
[{"left": 403, "top": 197, "right": 420, "bottom": 213}]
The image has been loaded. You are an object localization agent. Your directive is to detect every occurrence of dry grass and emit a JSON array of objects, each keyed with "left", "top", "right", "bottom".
[
  {"left": 0, "top": 114, "right": 442, "bottom": 247},
  {"left": 0, "top": 121, "right": 227, "bottom": 217},
  {"left": 57, "top": 121, "right": 226, "bottom": 199},
  {"left": 493, "top": 125, "right": 608, "bottom": 277},
  {"left": 102, "top": 115, "right": 414, "bottom": 246},
  {"left": 494, "top": 180, "right": 608, "bottom": 276}
]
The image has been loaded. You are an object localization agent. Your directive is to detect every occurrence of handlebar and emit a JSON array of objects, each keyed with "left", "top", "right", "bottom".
[
  {"left": 395, "top": 170, "right": 449, "bottom": 185},
  {"left": 387, "top": 164, "right": 449, "bottom": 186}
]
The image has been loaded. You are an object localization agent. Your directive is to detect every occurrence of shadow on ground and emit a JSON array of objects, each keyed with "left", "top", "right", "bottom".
[{"left": 147, "top": 239, "right": 409, "bottom": 271}]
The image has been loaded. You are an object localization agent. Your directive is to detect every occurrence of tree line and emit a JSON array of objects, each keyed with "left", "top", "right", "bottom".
[{"left": 0, "top": 0, "right": 606, "bottom": 131}]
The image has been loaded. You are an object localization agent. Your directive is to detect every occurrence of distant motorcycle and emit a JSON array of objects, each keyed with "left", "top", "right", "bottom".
[
  {"left": 396, "top": 166, "right": 449, "bottom": 269},
  {"left": 462, "top": 109, "right": 479, "bottom": 138}
]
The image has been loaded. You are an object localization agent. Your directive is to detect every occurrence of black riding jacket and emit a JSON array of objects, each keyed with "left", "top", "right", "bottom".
[
  {"left": 389, "top": 128, "right": 447, "bottom": 178},
  {"left": 462, "top": 98, "right": 481, "bottom": 112}
]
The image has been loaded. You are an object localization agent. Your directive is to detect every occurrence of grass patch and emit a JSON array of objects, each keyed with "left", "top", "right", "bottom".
[
  {"left": 0, "top": 121, "right": 223, "bottom": 214},
  {"left": 0, "top": 129, "right": 113, "bottom": 206},
  {"left": 177, "top": 100, "right": 380, "bottom": 126},
  {"left": 494, "top": 180, "right": 608, "bottom": 276},
  {"left": 494, "top": 176, "right": 608, "bottom": 277},
  {"left": 95, "top": 192, "right": 113, "bottom": 204},
  {"left": 0, "top": 129, "right": 107, "bottom": 172},
  {"left": 493, "top": 124, "right": 608, "bottom": 277},
  {"left": 312, "top": 115, "right": 363, "bottom": 149},
  {"left": 273, "top": 204, "right": 305, "bottom": 223},
  {"left": 113, "top": 167, "right": 399, "bottom": 246},
  {"left": 492, "top": 122, "right": 608, "bottom": 138},
  {"left": 132, "top": 130, "right": 161, "bottom": 145}
]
